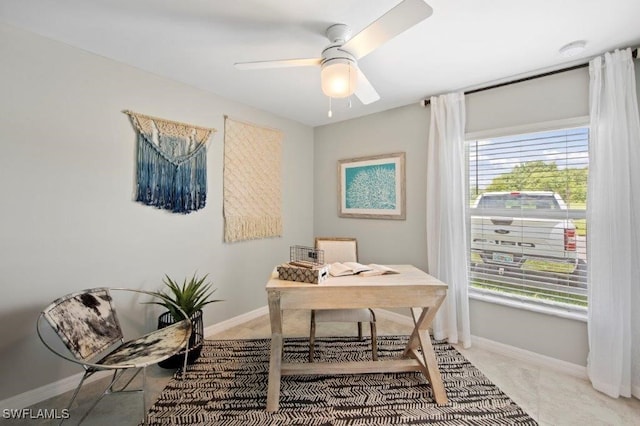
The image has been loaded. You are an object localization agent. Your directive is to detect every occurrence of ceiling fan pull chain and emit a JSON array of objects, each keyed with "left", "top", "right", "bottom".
[{"left": 328, "top": 97, "right": 333, "bottom": 118}]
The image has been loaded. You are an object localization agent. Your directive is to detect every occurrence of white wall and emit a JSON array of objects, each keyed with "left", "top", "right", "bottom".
[
  {"left": 0, "top": 23, "right": 314, "bottom": 401},
  {"left": 314, "top": 67, "right": 597, "bottom": 366}
]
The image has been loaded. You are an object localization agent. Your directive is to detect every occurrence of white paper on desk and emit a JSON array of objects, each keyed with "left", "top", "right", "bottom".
[
  {"left": 358, "top": 264, "right": 400, "bottom": 277},
  {"left": 329, "top": 262, "right": 399, "bottom": 277},
  {"left": 328, "top": 262, "right": 371, "bottom": 276}
]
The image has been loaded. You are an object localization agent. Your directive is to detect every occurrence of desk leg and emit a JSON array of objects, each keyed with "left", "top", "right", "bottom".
[
  {"left": 405, "top": 302, "right": 448, "bottom": 405},
  {"left": 266, "top": 291, "right": 283, "bottom": 412}
]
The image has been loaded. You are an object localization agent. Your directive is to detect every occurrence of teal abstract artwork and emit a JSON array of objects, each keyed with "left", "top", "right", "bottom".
[
  {"left": 345, "top": 163, "right": 397, "bottom": 210},
  {"left": 339, "top": 152, "right": 405, "bottom": 220}
]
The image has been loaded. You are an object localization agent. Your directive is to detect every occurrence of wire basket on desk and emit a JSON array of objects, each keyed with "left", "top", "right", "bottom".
[
  {"left": 277, "top": 245, "right": 329, "bottom": 284},
  {"left": 290, "top": 245, "right": 325, "bottom": 267}
]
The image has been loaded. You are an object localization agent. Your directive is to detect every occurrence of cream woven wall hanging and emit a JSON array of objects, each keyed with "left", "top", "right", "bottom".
[
  {"left": 125, "top": 110, "right": 215, "bottom": 214},
  {"left": 223, "top": 116, "right": 283, "bottom": 242}
]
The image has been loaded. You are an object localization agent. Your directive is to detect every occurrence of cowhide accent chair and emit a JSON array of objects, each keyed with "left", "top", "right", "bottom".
[
  {"left": 309, "top": 237, "right": 378, "bottom": 362},
  {"left": 37, "top": 288, "right": 192, "bottom": 425}
]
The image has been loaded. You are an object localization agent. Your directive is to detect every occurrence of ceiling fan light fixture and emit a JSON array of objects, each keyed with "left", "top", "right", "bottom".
[{"left": 321, "top": 58, "right": 358, "bottom": 98}]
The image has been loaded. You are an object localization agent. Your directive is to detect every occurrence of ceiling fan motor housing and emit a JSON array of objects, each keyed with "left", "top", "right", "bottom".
[
  {"left": 321, "top": 23, "right": 357, "bottom": 70},
  {"left": 325, "top": 23, "right": 352, "bottom": 44}
]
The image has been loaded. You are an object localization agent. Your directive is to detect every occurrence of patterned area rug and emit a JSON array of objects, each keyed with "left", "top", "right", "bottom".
[{"left": 147, "top": 336, "right": 537, "bottom": 425}]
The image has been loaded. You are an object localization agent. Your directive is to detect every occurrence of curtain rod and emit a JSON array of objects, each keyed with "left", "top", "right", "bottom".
[{"left": 421, "top": 47, "right": 638, "bottom": 106}]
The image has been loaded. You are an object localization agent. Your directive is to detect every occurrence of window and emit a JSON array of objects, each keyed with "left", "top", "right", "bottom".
[{"left": 467, "top": 126, "right": 588, "bottom": 311}]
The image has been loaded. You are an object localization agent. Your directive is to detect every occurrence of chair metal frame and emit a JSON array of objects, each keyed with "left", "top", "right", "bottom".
[
  {"left": 36, "top": 287, "right": 192, "bottom": 425},
  {"left": 309, "top": 237, "right": 378, "bottom": 362}
]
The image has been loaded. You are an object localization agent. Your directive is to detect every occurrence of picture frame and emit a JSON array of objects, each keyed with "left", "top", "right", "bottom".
[{"left": 338, "top": 152, "right": 406, "bottom": 220}]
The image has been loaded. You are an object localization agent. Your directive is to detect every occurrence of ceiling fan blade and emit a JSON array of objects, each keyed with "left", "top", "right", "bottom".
[
  {"left": 343, "top": 0, "right": 433, "bottom": 59},
  {"left": 234, "top": 58, "right": 322, "bottom": 70},
  {"left": 354, "top": 68, "right": 380, "bottom": 105}
]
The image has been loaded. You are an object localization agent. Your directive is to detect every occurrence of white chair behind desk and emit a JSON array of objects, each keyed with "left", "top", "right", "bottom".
[{"left": 310, "top": 237, "right": 378, "bottom": 362}]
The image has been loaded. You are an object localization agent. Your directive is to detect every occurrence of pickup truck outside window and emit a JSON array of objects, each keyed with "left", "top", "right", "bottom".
[{"left": 467, "top": 127, "right": 588, "bottom": 309}]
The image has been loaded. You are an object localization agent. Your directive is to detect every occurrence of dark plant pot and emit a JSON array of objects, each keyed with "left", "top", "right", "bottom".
[{"left": 157, "top": 309, "right": 204, "bottom": 369}]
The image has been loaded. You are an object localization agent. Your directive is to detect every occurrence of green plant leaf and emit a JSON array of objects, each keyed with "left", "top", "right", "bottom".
[{"left": 147, "top": 272, "right": 223, "bottom": 321}]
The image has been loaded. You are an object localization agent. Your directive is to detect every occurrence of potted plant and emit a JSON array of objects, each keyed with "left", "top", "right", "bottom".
[{"left": 151, "top": 273, "right": 222, "bottom": 368}]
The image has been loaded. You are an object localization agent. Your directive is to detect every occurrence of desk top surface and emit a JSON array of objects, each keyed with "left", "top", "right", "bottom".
[{"left": 266, "top": 264, "right": 447, "bottom": 290}]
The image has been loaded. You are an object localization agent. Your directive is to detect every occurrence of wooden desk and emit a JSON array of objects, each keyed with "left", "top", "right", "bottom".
[{"left": 265, "top": 264, "right": 448, "bottom": 412}]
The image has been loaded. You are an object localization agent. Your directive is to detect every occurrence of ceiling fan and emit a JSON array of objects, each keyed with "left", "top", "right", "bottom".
[{"left": 234, "top": 0, "right": 433, "bottom": 107}]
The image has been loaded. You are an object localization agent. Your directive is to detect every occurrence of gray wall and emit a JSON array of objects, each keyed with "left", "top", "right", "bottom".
[
  {"left": 313, "top": 67, "right": 598, "bottom": 366},
  {"left": 0, "top": 23, "right": 314, "bottom": 401},
  {"left": 314, "top": 105, "right": 429, "bottom": 268}
]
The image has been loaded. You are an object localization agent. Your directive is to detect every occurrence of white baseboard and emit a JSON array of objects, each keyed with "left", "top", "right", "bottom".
[
  {"left": 375, "top": 309, "right": 587, "bottom": 379},
  {"left": 470, "top": 335, "right": 588, "bottom": 379},
  {"left": 0, "top": 369, "right": 111, "bottom": 413},
  {"left": 203, "top": 305, "right": 269, "bottom": 337},
  {"left": 2, "top": 306, "right": 588, "bottom": 409}
]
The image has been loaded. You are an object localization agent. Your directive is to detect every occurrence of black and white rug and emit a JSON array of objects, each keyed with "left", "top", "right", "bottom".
[{"left": 147, "top": 336, "right": 537, "bottom": 425}]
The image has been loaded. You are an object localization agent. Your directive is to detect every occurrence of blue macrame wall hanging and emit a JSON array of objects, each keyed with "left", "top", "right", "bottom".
[{"left": 125, "top": 110, "right": 216, "bottom": 214}]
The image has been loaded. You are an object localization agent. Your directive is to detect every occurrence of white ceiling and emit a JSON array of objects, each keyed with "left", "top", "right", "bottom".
[{"left": 2, "top": 0, "right": 640, "bottom": 127}]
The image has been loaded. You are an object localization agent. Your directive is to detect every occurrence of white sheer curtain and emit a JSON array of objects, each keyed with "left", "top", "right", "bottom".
[
  {"left": 587, "top": 48, "right": 640, "bottom": 399},
  {"left": 426, "top": 92, "right": 471, "bottom": 348}
]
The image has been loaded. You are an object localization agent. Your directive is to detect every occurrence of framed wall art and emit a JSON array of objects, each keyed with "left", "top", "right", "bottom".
[{"left": 338, "top": 152, "right": 406, "bottom": 220}]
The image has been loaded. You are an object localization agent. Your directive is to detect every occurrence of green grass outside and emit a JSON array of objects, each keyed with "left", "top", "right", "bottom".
[
  {"left": 471, "top": 254, "right": 577, "bottom": 274},
  {"left": 521, "top": 259, "right": 576, "bottom": 274},
  {"left": 574, "top": 219, "right": 587, "bottom": 237},
  {"left": 471, "top": 278, "right": 588, "bottom": 308},
  {"left": 567, "top": 202, "right": 587, "bottom": 237}
]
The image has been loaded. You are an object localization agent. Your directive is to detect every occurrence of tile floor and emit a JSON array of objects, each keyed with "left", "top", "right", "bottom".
[{"left": 9, "top": 310, "right": 640, "bottom": 425}]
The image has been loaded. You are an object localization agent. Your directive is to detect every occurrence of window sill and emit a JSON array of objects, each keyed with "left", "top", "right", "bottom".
[{"left": 469, "top": 289, "right": 588, "bottom": 323}]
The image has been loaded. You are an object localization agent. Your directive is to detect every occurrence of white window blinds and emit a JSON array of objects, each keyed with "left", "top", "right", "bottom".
[{"left": 467, "top": 127, "right": 588, "bottom": 308}]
